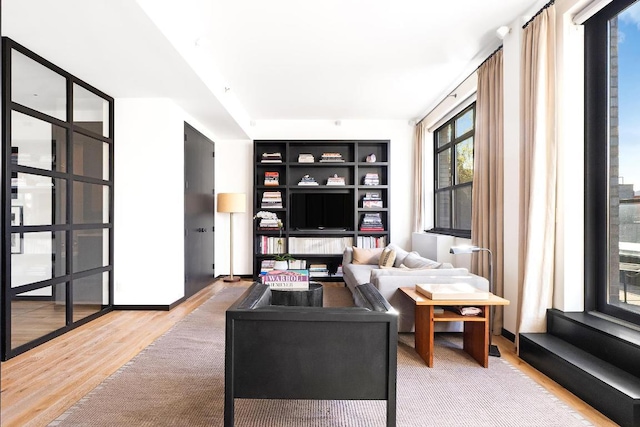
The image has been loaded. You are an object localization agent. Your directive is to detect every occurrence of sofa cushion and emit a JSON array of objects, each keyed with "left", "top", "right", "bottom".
[
  {"left": 343, "top": 264, "right": 376, "bottom": 294},
  {"left": 352, "top": 247, "right": 383, "bottom": 265},
  {"left": 378, "top": 247, "right": 396, "bottom": 268},
  {"left": 386, "top": 243, "right": 410, "bottom": 267},
  {"left": 402, "top": 251, "right": 442, "bottom": 269}
]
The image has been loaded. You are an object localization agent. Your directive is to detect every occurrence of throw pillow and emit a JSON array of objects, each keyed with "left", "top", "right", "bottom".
[
  {"left": 387, "top": 243, "right": 410, "bottom": 267},
  {"left": 402, "top": 251, "right": 442, "bottom": 269},
  {"left": 378, "top": 247, "right": 396, "bottom": 268},
  {"left": 352, "top": 246, "right": 384, "bottom": 265}
]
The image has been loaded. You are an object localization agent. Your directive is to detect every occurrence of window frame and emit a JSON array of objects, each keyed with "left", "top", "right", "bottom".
[
  {"left": 584, "top": 0, "right": 640, "bottom": 325},
  {"left": 1, "top": 37, "right": 115, "bottom": 360},
  {"left": 431, "top": 103, "right": 475, "bottom": 238}
]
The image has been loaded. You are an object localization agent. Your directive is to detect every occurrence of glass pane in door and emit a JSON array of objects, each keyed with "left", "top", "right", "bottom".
[{"left": 11, "top": 111, "right": 67, "bottom": 171}]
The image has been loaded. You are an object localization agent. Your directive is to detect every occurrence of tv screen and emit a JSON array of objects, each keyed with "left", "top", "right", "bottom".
[{"left": 290, "top": 193, "right": 353, "bottom": 230}]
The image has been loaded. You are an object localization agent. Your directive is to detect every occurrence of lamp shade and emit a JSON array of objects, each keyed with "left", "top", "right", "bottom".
[{"left": 217, "top": 193, "right": 246, "bottom": 213}]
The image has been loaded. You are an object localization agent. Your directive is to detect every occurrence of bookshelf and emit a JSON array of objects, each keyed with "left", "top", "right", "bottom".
[{"left": 253, "top": 140, "right": 390, "bottom": 280}]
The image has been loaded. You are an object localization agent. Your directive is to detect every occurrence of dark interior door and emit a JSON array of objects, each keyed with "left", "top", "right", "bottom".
[{"left": 184, "top": 123, "right": 215, "bottom": 298}]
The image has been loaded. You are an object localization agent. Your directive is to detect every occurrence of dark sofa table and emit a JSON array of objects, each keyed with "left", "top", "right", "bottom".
[{"left": 270, "top": 281, "right": 323, "bottom": 307}]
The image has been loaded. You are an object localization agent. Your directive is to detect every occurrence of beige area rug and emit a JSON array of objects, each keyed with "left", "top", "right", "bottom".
[{"left": 50, "top": 286, "right": 592, "bottom": 427}]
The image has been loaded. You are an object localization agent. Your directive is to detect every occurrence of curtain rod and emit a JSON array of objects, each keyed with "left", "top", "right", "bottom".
[
  {"left": 416, "top": 45, "right": 502, "bottom": 126},
  {"left": 523, "top": 0, "right": 555, "bottom": 29},
  {"left": 476, "top": 45, "right": 503, "bottom": 72}
]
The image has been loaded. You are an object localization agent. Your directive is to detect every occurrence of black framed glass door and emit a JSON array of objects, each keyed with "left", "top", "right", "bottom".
[{"left": 1, "top": 37, "right": 114, "bottom": 359}]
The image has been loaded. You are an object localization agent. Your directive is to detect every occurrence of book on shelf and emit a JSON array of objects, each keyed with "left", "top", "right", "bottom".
[
  {"left": 260, "top": 259, "right": 276, "bottom": 273},
  {"left": 362, "top": 192, "right": 383, "bottom": 208},
  {"left": 261, "top": 152, "right": 282, "bottom": 163},
  {"left": 326, "top": 174, "right": 346, "bottom": 185},
  {"left": 298, "top": 153, "right": 315, "bottom": 163},
  {"left": 356, "top": 236, "right": 387, "bottom": 248},
  {"left": 360, "top": 212, "right": 383, "bottom": 231},
  {"left": 261, "top": 191, "right": 283, "bottom": 208},
  {"left": 264, "top": 171, "right": 279, "bottom": 186},
  {"left": 298, "top": 174, "right": 319, "bottom": 186},
  {"left": 309, "top": 263, "right": 329, "bottom": 277},
  {"left": 363, "top": 200, "right": 383, "bottom": 208},
  {"left": 319, "top": 152, "right": 345, "bottom": 162},
  {"left": 363, "top": 173, "right": 380, "bottom": 186},
  {"left": 258, "top": 236, "right": 286, "bottom": 254},
  {"left": 261, "top": 269, "right": 309, "bottom": 290},
  {"left": 258, "top": 216, "right": 280, "bottom": 229},
  {"left": 444, "top": 306, "right": 484, "bottom": 316},
  {"left": 287, "top": 259, "right": 307, "bottom": 270},
  {"left": 415, "top": 283, "right": 490, "bottom": 301}
]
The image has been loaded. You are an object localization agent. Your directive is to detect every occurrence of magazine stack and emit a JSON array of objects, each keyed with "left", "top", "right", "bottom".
[
  {"left": 362, "top": 192, "right": 383, "bottom": 208},
  {"left": 319, "top": 152, "right": 344, "bottom": 162},
  {"left": 261, "top": 152, "right": 282, "bottom": 163},
  {"left": 298, "top": 174, "right": 319, "bottom": 185},
  {"left": 264, "top": 171, "right": 279, "bottom": 186},
  {"left": 298, "top": 153, "right": 315, "bottom": 163},
  {"left": 360, "top": 213, "right": 384, "bottom": 231},
  {"left": 261, "top": 191, "right": 282, "bottom": 208},
  {"left": 363, "top": 173, "right": 380, "bottom": 185}
]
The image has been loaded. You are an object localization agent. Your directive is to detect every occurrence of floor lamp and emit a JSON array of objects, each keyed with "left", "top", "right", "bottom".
[
  {"left": 217, "top": 193, "right": 246, "bottom": 282},
  {"left": 449, "top": 245, "right": 501, "bottom": 357}
]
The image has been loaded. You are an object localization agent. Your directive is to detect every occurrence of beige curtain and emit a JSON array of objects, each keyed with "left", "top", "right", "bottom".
[
  {"left": 412, "top": 122, "right": 426, "bottom": 232},
  {"left": 518, "top": 5, "right": 557, "bottom": 334},
  {"left": 471, "top": 49, "right": 504, "bottom": 334}
]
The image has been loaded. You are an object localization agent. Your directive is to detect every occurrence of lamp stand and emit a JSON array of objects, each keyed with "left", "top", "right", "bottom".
[{"left": 224, "top": 211, "right": 240, "bottom": 283}]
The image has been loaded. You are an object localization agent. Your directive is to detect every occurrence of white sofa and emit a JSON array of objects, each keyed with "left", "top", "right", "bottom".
[{"left": 342, "top": 244, "right": 490, "bottom": 332}]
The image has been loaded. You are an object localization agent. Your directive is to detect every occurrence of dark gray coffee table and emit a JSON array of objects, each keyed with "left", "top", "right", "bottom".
[{"left": 270, "top": 282, "right": 323, "bottom": 307}]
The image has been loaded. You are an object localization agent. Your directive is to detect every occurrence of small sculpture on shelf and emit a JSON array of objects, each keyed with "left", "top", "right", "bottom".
[{"left": 366, "top": 153, "right": 377, "bottom": 163}]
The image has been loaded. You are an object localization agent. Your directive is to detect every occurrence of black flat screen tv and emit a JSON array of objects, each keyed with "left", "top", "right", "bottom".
[{"left": 290, "top": 193, "right": 353, "bottom": 231}]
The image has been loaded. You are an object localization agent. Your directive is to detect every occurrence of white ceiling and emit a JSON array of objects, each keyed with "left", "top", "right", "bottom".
[{"left": 2, "top": 0, "right": 547, "bottom": 139}]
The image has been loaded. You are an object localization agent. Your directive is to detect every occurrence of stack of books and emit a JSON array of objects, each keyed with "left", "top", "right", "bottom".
[
  {"left": 309, "top": 263, "right": 329, "bottom": 277},
  {"left": 261, "top": 191, "right": 282, "bottom": 208},
  {"left": 326, "top": 174, "right": 346, "bottom": 185},
  {"left": 260, "top": 259, "right": 276, "bottom": 274},
  {"left": 264, "top": 171, "right": 279, "bottom": 186},
  {"left": 320, "top": 152, "right": 344, "bottom": 162},
  {"left": 298, "top": 153, "right": 315, "bottom": 163},
  {"left": 360, "top": 213, "right": 384, "bottom": 231},
  {"left": 298, "top": 174, "right": 319, "bottom": 186},
  {"left": 261, "top": 269, "right": 310, "bottom": 290},
  {"left": 364, "top": 173, "right": 380, "bottom": 185},
  {"left": 362, "top": 192, "right": 383, "bottom": 208},
  {"left": 257, "top": 216, "right": 281, "bottom": 230},
  {"left": 288, "top": 258, "right": 307, "bottom": 269},
  {"left": 261, "top": 152, "right": 282, "bottom": 163}
]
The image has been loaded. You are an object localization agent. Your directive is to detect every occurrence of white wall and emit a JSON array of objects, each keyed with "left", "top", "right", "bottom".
[
  {"left": 114, "top": 98, "right": 186, "bottom": 305},
  {"left": 214, "top": 139, "right": 253, "bottom": 277}
]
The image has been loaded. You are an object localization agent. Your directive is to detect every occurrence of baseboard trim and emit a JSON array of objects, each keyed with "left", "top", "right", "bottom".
[
  {"left": 114, "top": 296, "right": 186, "bottom": 311},
  {"left": 501, "top": 328, "right": 516, "bottom": 342}
]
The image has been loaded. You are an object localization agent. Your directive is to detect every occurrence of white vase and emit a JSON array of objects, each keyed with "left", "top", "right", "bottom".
[{"left": 273, "top": 260, "right": 288, "bottom": 270}]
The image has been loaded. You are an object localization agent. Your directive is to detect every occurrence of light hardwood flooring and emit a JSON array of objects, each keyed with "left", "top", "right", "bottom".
[{"left": 1, "top": 280, "right": 616, "bottom": 427}]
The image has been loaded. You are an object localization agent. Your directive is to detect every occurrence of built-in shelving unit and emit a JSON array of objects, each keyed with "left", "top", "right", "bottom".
[{"left": 253, "top": 140, "right": 390, "bottom": 280}]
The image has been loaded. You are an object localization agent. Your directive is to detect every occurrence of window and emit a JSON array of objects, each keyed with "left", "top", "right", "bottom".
[
  {"left": 585, "top": 0, "right": 640, "bottom": 326},
  {"left": 432, "top": 104, "right": 475, "bottom": 237}
]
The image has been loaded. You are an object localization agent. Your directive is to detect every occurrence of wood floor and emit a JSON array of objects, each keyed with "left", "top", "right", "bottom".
[{"left": 1, "top": 280, "right": 616, "bottom": 427}]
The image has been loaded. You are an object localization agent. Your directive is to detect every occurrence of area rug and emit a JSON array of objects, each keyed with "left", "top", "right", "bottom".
[{"left": 49, "top": 286, "right": 592, "bottom": 427}]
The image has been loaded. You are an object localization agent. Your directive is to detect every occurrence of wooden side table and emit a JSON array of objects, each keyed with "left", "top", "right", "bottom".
[{"left": 399, "top": 287, "right": 509, "bottom": 368}]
